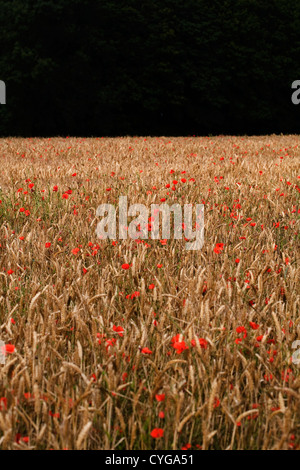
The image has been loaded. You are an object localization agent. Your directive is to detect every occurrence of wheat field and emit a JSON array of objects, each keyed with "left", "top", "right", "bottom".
[{"left": 0, "top": 135, "right": 299, "bottom": 450}]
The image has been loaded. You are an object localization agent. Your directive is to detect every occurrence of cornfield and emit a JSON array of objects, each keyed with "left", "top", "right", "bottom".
[{"left": 0, "top": 135, "right": 299, "bottom": 450}]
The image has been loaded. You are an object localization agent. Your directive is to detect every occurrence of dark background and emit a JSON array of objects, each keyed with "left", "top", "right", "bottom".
[{"left": 0, "top": 0, "right": 300, "bottom": 137}]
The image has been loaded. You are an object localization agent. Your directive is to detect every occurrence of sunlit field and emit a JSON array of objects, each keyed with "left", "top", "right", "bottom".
[{"left": 0, "top": 135, "right": 299, "bottom": 450}]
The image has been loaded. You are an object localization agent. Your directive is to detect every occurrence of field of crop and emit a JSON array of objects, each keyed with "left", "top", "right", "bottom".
[{"left": 0, "top": 135, "right": 299, "bottom": 450}]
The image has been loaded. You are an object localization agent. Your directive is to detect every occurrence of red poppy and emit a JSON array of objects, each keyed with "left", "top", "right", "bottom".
[
  {"left": 113, "top": 325, "right": 124, "bottom": 337},
  {"left": 0, "top": 397, "right": 7, "bottom": 410},
  {"left": 214, "top": 243, "right": 224, "bottom": 254},
  {"left": 191, "top": 337, "right": 208, "bottom": 349},
  {"left": 155, "top": 394, "right": 165, "bottom": 402},
  {"left": 236, "top": 326, "right": 247, "bottom": 339},
  {"left": 150, "top": 428, "right": 164, "bottom": 438},
  {"left": 1, "top": 344, "right": 15, "bottom": 355},
  {"left": 213, "top": 397, "right": 220, "bottom": 408},
  {"left": 141, "top": 347, "right": 152, "bottom": 355},
  {"left": 172, "top": 341, "right": 188, "bottom": 354},
  {"left": 199, "top": 338, "right": 208, "bottom": 349}
]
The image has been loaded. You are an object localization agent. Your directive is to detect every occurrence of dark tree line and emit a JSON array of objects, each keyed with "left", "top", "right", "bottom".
[{"left": 0, "top": 0, "right": 300, "bottom": 136}]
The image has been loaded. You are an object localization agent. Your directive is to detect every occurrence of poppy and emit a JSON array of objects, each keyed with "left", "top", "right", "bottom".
[
  {"left": 141, "top": 347, "right": 152, "bottom": 355},
  {"left": 150, "top": 428, "right": 164, "bottom": 438},
  {"left": 214, "top": 243, "right": 224, "bottom": 254}
]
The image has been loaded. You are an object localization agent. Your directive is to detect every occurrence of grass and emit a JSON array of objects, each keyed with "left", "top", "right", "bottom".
[{"left": 0, "top": 134, "right": 299, "bottom": 450}]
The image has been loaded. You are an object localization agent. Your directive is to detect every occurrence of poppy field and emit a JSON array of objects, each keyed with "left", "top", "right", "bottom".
[{"left": 0, "top": 135, "right": 299, "bottom": 450}]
